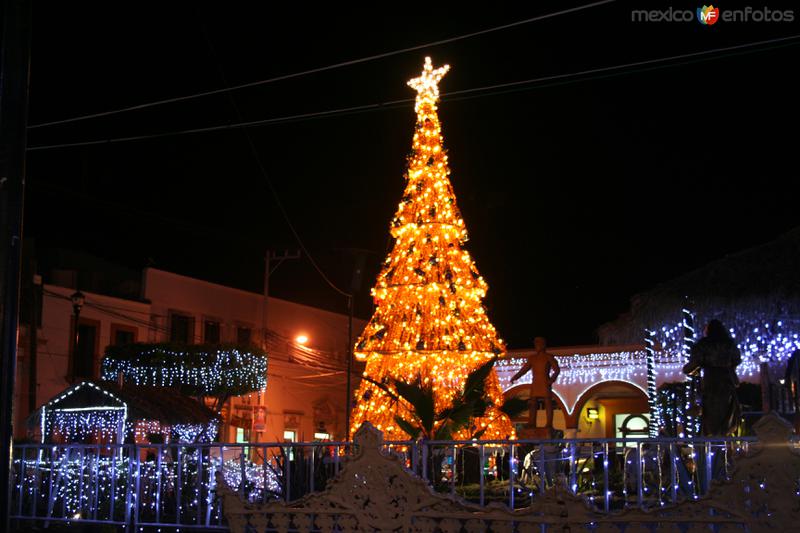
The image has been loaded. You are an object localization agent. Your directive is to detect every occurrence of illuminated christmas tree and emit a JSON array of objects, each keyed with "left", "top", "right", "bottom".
[{"left": 351, "top": 58, "right": 515, "bottom": 440}]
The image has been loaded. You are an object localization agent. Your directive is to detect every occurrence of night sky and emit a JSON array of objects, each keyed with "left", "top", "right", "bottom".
[{"left": 23, "top": 2, "right": 800, "bottom": 348}]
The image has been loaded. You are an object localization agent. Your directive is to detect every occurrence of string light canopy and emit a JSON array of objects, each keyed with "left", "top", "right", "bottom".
[
  {"left": 40, "top": 381, "right": 128, "bottom": 444},
  {"left": 101, "top": 343, "right": 267, "bottom": 398},
  {"left": 498, "top": 316, "right": 799, "bottom": 434},
  {"left": 38, "top": 381, "right": 220, "bottom": 444},
  {"left": 350, "top": 57, "right": 514, "bottom": 441}
]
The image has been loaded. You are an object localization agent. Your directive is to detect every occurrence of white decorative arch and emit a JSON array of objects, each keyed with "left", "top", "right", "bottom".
[
  {"left": 496, "top": 346, "right": 684, "bottom": 415},
  {"left": 565, "top": 379, "right": 649, "bottom": 416}
]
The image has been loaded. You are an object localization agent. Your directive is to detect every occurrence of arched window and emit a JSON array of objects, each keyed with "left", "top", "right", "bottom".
[{"left": 616, "top": 413, "right": 650, "bottom": 439}]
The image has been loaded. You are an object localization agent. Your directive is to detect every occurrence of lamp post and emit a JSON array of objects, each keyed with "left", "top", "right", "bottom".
[{"left": 70, "top": 290, "right": 84, "bottom": 380}]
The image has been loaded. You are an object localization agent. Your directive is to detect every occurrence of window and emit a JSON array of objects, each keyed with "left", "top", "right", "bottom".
[
  {"left": 170, "top": 313, "right": 194, "bottom": 344},
  {"left": 237, "top": 326, "right": 252, "bottom": 346},
  {"left": 283, "top": 430, "right": 296, "bottom": 460},
  {"left": 236, "top": 427, "right": 249, "bottom": 443},
  {"left": 111, "top": 324, "right": 137, "bottom": 346},
  {"left": 115, "top": 329, "right": 134, "bottom": 346},
  {"left": 204, "top": 320, "right": 221, "bottom": 343},
  {"left": 73, "top": 320, "right": 99, "bottom": 379},
  {"left": 615, "top": 413, "right": 650, "bottom": 447},
  {"left": 314, "top": 422, "right": 330, "bottom": 441}
]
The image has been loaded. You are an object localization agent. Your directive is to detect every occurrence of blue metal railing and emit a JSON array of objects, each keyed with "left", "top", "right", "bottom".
[{"left": 10, "top": 435, "right": 757, "bottom": 530}]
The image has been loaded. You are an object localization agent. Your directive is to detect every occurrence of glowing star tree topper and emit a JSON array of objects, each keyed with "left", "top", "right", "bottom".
[{"left": 350, "top": 57, "right": 515, "bottom": 441}]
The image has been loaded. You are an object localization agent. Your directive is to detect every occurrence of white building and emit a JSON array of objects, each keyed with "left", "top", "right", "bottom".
[{"left": 15, "top": 266, "right": 366, "bottom": 442}]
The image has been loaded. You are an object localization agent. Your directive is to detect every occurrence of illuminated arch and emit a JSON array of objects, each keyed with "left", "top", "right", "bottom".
[
  {"left": 502, "top": 383, "right": 572, "bottom": 425},
  {"left": 571, "top": 379, "right": 650, "bottom": 420}
]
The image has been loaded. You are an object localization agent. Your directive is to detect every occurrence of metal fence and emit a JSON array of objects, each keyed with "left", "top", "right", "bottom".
[
  {"left": 10, "top": 435, "right": 756, "bottom": 530},
  {"left": 389, "top": 436, "right": 755, "bottom": 511}
]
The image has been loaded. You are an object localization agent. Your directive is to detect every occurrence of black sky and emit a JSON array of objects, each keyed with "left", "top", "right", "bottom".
[{"left": 23, "top": 1, "right": 800, "bottom": 347}]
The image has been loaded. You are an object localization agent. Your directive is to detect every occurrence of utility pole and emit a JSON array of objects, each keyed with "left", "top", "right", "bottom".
[
  {"left": 0, "top": 0, "right": 32, "bottom": 527},
  {"left": 344, "top": 251, "right": 365, "bottom": 441},
  {"left": 262, "top": 249, "right": 301, "bottom": 352},
  {"left": 344, "top": 294, "right": 353, "bottom": 441},
  {"left": 257, "top": 249, "right": 299, "bottom": 439},
  {"left": 27, "top": 271, "right": 40, "bottom": 414}
]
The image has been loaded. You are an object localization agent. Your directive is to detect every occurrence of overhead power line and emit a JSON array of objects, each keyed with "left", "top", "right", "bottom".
[
  {"left": 42, "top": 289, "right": 354, "bottom": 371},
  {"left": 27, "top": 33, "right": 800, "bottom": 152},
  {"left": 197, "top": 20, "right": 352, "bottom": 299},
  {"left": 27, "top": 0, "right": 615, "bottom": 130}
]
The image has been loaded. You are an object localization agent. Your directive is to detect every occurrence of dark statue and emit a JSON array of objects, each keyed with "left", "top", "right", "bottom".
[
  {"left": 510, "top": 337, "right": 561, "bottom": 431},
  {"left": 683, "top": 319, "right": 742, "bottom": 436}
]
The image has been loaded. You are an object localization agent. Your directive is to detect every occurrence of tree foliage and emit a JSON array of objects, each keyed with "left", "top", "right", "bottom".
[{"left": 368, "top": 357, "right": 526, "bottom": 440}]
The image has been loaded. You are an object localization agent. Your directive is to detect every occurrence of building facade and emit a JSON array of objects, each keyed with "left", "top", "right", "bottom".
[
  {"left": 15, "top": 266, "right": 366, "bottom": 442},
  {"left": 142, "top": 268, "right": 366, "bottom": 442},
  {"left": 498, "top": 342, "right": 763, "bottom": 439}
]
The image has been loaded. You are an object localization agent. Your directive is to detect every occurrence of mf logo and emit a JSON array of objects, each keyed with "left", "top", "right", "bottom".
[{"left": 697, "top": 5, "right": 720, "bottom": 25}]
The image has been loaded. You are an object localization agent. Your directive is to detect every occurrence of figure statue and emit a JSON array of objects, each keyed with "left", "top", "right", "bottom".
[
  {"left": 510, "top": 337, "right": 561, "bottom": 431},
  {"left": 683, "top": 319, "right": 742, "bottom": 436}
]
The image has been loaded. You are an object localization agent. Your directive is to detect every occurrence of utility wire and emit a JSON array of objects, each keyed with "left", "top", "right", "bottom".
[
  {"left": 30, "top": 180, "right": 265, "bottom": 246},
  {"left": 27, "top": 34, "right": 800, "bottom": 152},
  {"left": 27, "top": 1, "right": 616, "bottom": 130},
  {"left": 43, "top": 288, "right": 175, "bottom": 335},
  {"left": 198, "top": 19, "right": 352, "bottom": 298},
  {"left": 26, "top": 99, "right": 410, "bottom": 150},
  {"left": 443, "top": 33, "right": 800, "bottom": 98},
  {"left": 43, "top": 288, "right": 355, "bottom": 370}
]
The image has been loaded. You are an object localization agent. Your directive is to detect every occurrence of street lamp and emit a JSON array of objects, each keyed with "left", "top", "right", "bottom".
[
  {"left": 71, "top": 290, "right": 85, "bottom": 313},
  {"left": 70, "top": 290, "right": 84, "bottom": 381},
  {"left": 295, "top": 334, "right": 309, "bottom": 345}
]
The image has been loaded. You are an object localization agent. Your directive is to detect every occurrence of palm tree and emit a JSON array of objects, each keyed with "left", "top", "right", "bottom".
[{"left": 366, "top": 357, "right": 527, "bottom": 441}]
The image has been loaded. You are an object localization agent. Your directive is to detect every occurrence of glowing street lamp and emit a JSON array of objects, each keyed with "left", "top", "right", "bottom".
[{"left": 295, "top": 334, "right": 309, "bottom": 345}]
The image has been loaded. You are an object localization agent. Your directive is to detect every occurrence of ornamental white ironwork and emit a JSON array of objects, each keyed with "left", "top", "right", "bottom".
[{"left": 219, "top": 416, "right": 800, "bottom": 532}]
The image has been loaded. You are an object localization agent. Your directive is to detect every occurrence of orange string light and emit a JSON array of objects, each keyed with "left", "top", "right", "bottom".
[{"left": 350, "top": 58, "right": 515, "bottom": 441}]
